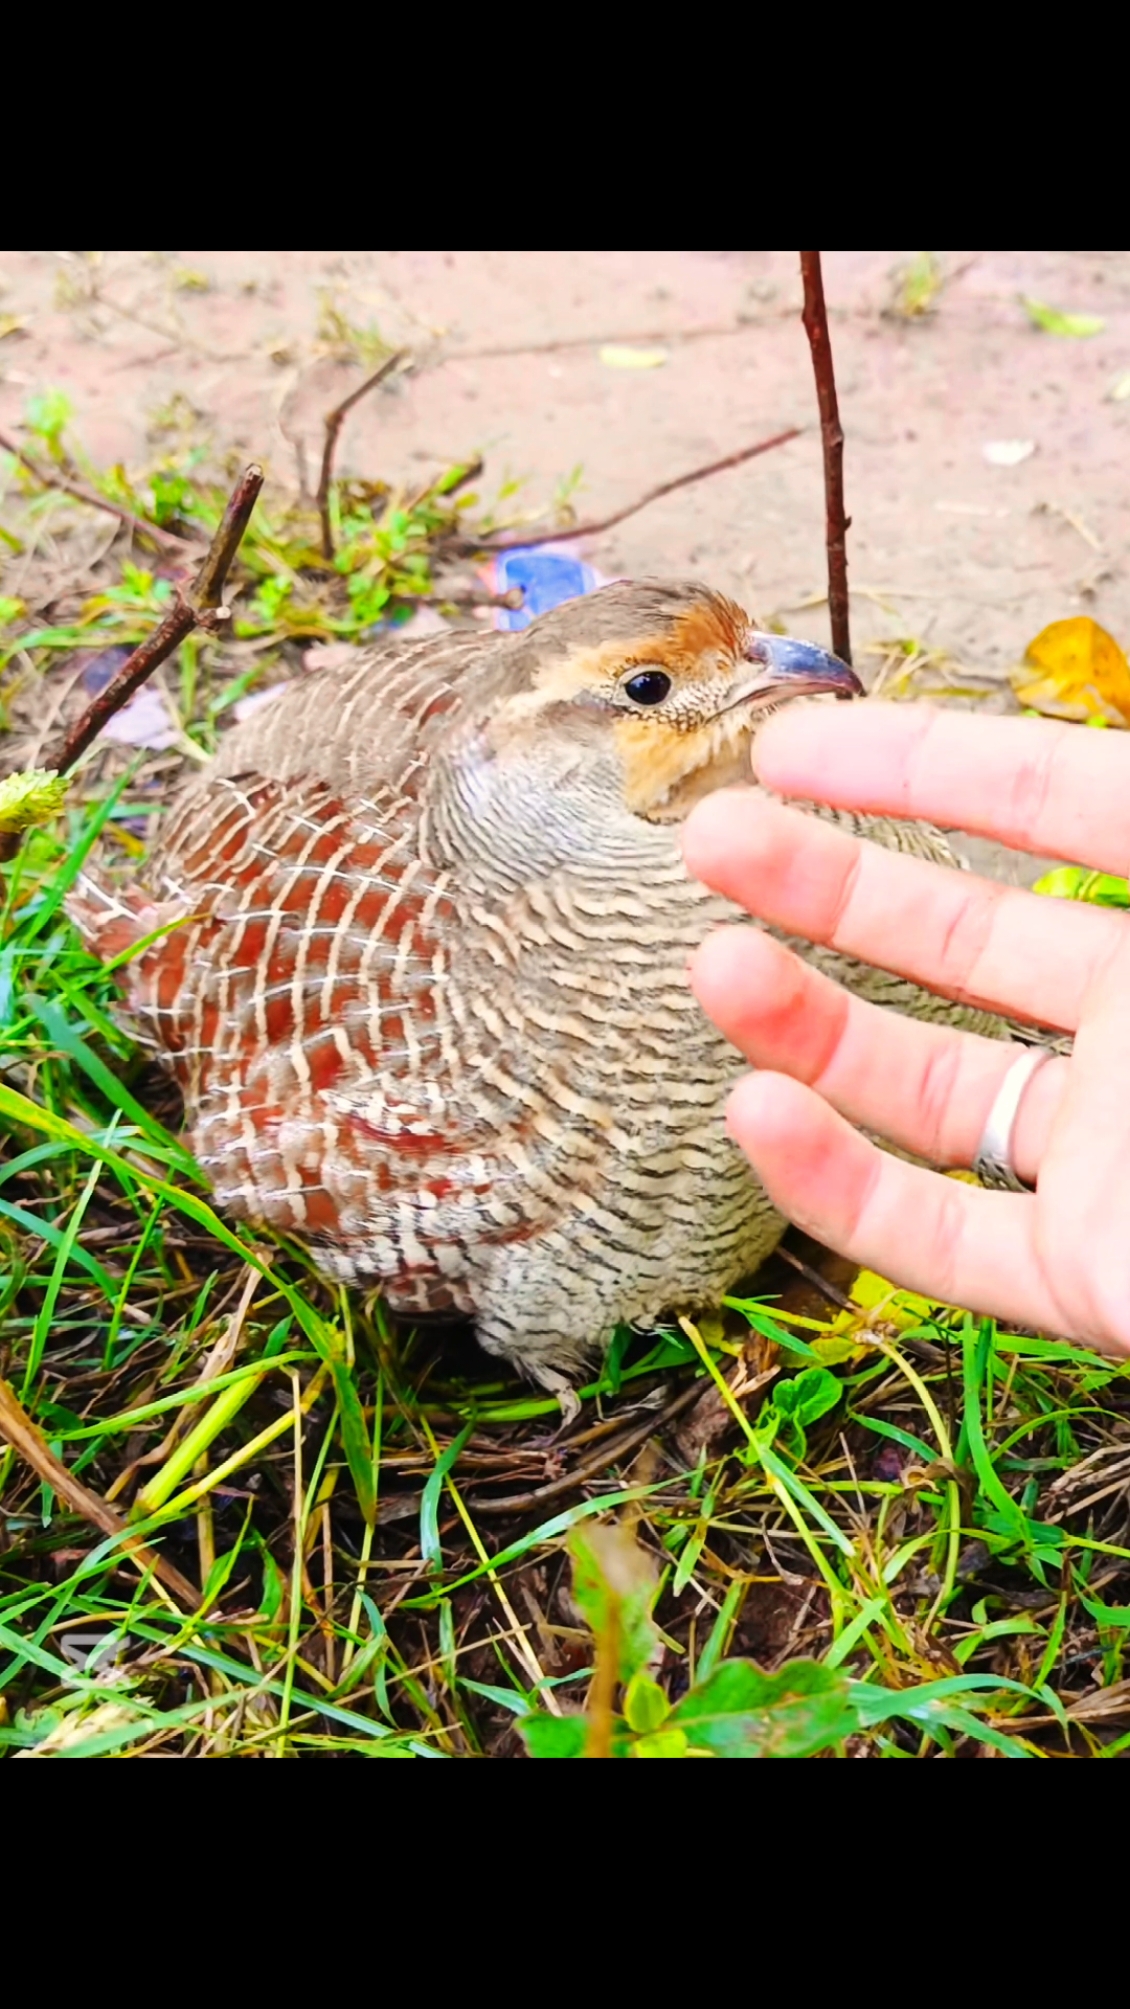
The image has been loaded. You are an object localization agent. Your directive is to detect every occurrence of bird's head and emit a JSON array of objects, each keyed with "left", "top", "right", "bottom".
[{"left": 481, "top": 579, "right": 862, "bottom": 822}]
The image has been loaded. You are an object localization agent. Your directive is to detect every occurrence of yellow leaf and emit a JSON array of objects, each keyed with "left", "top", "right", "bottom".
[
  {"left": 847, "top": 1269, "right": 939, "bottom": 1330},
  {"left": 807, "top": 1331, "right": 867, "bottom": 1366},
  {"left": 0, "top": 768, "right": 68, "bottom": 834},
  {"left": 598, "top": 345, "right": 669, "bottom": 370},
  {"left": 1009, "top": 616, "right": 1130, "bottom": 726}
]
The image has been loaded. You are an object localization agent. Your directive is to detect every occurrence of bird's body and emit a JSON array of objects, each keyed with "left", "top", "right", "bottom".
[{"left": 72, "top": 582, "right": 998, "bottom": 1392}]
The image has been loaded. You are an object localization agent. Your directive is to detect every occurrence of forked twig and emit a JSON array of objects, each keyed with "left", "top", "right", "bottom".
[
  {"left": 0, "top": 464, "right": 265, "bottom": 865},
  {"left": 52, "top": 463, "right": 264, "bottom": 776},
  {"left": 316, "top": 351, "right": 407, "bottom": 559}
]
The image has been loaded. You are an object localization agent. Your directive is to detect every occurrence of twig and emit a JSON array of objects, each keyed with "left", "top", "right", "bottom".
[
  {"left": 0, "top": 463, "right": 264, "bottom": 865},
  {"left": 52, "top": 463, "right": 264, "bottom": 776},
  {"left": 466, "top": 1376, "right": 705, "bottom": 1516},
  {"left": 773, "top": 1242, "right": 857, "bottom": 1312},
  {"left": 433, "top": 586, "right": 525, "bottom": 612},
  {"left": 450, "top": 428, "right": 800, "bottom": 557},
  {"left": 316, "top": 351, "right": 407, "bottom": 560},
  {"left": 0, "top": 1379, "right": 201, "bottom": 1610},
  {"left": 444, "top": 321, "right": 752, "bottom": 363},
  {"left": 0, "top": 428, "right": 200, "bottom": 554},
  {"left": 799, "top": 252, "right": 852, "bottom": 665},
  {"left": 89, "top": 285, "right": 243, "bottom": 364},
  {"left": 773, "top": 1244, "right": 948, "bottom": 1366}
]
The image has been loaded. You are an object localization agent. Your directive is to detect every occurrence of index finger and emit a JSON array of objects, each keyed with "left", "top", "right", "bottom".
[{"left": 753, "top": 703, "right": 1130, "bottom": 877}]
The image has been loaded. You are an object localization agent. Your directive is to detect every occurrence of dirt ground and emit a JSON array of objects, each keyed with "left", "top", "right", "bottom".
[{"left": 3, "top": 248, "right": 1129, "bottom": 879}]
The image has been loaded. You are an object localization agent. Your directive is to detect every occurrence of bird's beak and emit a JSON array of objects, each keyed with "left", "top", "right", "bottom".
[{"left": 728, "top": 632, "right": 864, "bottom": 708}]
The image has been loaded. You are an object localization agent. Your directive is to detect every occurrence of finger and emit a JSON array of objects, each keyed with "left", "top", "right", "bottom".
[
  {"left": 753, "top": 702, "right": 1130, "bottom": 878},
  {"left": 691, "top": 922, "right": 1069, "bottom": 1183},
  {"left": 682, "top": 788, "right": 1124, "bottom": 1032},
  {"left": 725, "top": 1071, "right": 1063, "bottom": 1334},
  {"left": 1023, "top": 931, "right": 1130, "bottom": 1347}
]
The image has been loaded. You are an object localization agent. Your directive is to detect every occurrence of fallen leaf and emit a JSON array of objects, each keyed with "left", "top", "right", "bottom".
[
  {"left": 1021, "top": 297, "right": 1105, "bottom": 337},
  {"left": 101, "top": 684, "right": 180, "bottom": 750},
  {"left": 1009, "top": 615, "right": 1130, "bottom": 726},
  {"left": 0, "top": 314, "right": 27, "bottom": 341},
  {"left": 982, "top": 439, "right": 1036, "bottom": 466},
  {"left": 598, "top": 345, "right": 668, "bottom": 370},
  {"left": 1108, "top": 370, "right": 1130, "bottom": 402}
]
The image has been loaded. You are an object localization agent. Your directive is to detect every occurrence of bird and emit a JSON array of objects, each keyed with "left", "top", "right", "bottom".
[{"left": 70, "top": 580, "right": 1002, "bottom": 1401}]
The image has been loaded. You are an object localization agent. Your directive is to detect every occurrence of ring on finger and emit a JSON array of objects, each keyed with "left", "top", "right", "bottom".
[{"left": 972, "top": 1045, "right": 1055, "bottom": 1193}]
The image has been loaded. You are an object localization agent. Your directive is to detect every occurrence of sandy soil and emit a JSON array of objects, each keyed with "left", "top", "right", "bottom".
[{"left": 3, "top": 248, "right": 1128, "bottom": 879}]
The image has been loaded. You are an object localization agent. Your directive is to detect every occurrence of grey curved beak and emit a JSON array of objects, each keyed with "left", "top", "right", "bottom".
[{"left": 738, "top": 632, "right": 863, "bottom": 704}]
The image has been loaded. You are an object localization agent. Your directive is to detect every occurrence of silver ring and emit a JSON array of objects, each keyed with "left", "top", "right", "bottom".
[{"left": 972, "top": 1045, "right": 1054, "bottom": 1192}]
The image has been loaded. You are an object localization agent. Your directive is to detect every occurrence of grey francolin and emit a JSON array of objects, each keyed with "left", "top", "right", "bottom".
[{"left": 70, "top": 581, "right": 997, "bottom": 1398}]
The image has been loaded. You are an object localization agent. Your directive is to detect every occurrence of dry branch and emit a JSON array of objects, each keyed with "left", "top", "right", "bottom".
[
  {"left": 317, "top": 351, "right": 407, "bottom": 559},
  {"left": 51, "top": 463, "right": 264, "bottom": 777},
  {"left": 799, "top": 252, "right": 852, "bottom": 665},
  {"left": 453, "top": 428, "right": 801, "bottom": 557},
  {"left": 0, "top": 463, "right": 264, "bottom": 865},
  {"left": 0, "top": 428, "right": 200, "bottom": 554},
  {"left": 0, "top": 1379, "right": 201, "bottom": 1610}
]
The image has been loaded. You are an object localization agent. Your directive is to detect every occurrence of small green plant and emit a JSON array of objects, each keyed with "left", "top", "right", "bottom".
[
  {"left": 889, "top": 252, "right": 944, "bottom": 320},
  {"left": 518, "top": 1517, "right": 1050, "bottom": 1758},
  {"left": 24, "top": 389, "right": 74, "bottom": 463}
]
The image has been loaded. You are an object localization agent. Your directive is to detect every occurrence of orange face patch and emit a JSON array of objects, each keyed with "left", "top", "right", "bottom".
[
  {"left": 664, "top": 596, "right": 748, "bottom": 669},
  {"left": 613, "top": 709, "right": 753, "bottom": 817}
]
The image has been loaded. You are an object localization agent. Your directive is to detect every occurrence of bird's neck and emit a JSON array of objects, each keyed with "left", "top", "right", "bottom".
[{"left": 425, "top": 731, "right": 677, "bottom": 885}]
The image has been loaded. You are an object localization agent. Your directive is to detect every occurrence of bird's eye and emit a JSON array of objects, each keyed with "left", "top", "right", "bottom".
[{"left": 622, "top": 670, "right": 672, "bottom": 707}]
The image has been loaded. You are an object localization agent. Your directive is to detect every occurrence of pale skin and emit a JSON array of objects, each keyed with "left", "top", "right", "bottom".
[{"left": 682, "top": 702, "right": 1130, "bottom": 1360}]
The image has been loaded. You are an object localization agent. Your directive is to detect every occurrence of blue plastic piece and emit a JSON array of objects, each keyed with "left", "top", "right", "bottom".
[{"left": 492, "top": 547, "right": 602, "bottom": 630}]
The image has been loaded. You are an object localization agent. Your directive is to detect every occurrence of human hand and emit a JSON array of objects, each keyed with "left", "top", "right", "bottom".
[{"left": 683, "top": 703, "right": 1130, "bottom": 1356}]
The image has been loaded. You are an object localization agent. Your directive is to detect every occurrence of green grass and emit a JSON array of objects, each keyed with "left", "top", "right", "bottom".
[{"left": 3, "top": 412, "right": 1130, "bottom": 1757}]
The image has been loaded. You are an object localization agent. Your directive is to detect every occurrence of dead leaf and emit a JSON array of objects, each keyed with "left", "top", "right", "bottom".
[
  {"left": 101, "top": 684, "right": 180, "bottom": 750},
  {"left": 1009, "top": 615, "right": 1130, "bottom": 726},
  {"left": 15, "top": 1702, "right": 151, "bottom": 1758},
  {"left": 674, "top": 1354, "right": 779, "bottom": 1463},
  {"left": 598, "top": 345, "right": 668, "bottom": 371},
  {"left": 983, "top": 439, "right": 1036, "bottom": 466}
]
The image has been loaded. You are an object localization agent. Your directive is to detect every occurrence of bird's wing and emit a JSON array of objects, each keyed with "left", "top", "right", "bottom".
[
  {"left": 69, "top": 755, "right": 580, "bottom": 1291},
  {"left": 205, "top": 630, "right": 496, "bottom": 797}
]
